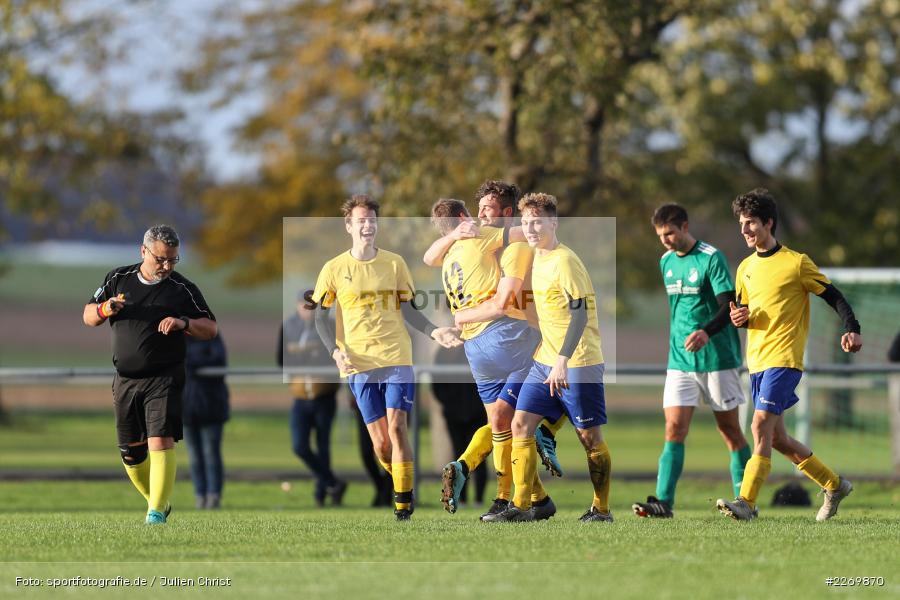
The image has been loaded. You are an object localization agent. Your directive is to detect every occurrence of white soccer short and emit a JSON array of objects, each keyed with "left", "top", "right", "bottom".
[{"left": 663, "top": 368, "right": 745, "bottom": 412}]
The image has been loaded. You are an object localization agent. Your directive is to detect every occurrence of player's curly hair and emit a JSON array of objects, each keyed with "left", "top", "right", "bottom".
[
  {"left": 475, "top": 180, "right": 520, "bottom": 212},
  {"left": 341, "top": 195, "right": 379, "bottom": 220},
  {"left": 651, "top": 204, "right": 688, "bottom": 228},
  {"left": 732, "top": 188, "right": 778, "bottom": 234},
  {"left": 518, "top": 192, "right": 558, "bottom": 217},
  {"left": 430, "top": 199, "right": 470, "bottom": 235}
]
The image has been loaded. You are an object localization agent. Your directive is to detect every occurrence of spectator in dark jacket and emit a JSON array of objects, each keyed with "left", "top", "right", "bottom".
[
  {"left": 432, "top": 344, "right": 488, "bottom": 505},
  {"left": 279, "top": 292, "right": 346, "bottom": 506},
  {"left": 183, "top": 333, "right": 229, "bottom": 509}
]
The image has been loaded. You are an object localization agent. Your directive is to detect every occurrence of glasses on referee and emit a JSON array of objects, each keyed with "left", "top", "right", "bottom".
[{"left": 143, "top": 245, "right": 180, "bottom": 266}]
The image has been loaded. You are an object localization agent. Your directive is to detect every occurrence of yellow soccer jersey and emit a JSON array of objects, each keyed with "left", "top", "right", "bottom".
[
  {"left": 441, "top": 226, "right": 504, "bottom": 340},
  {"left": 313, "top": 249, "right": 414, "bottom": 375},
  {"left": 735, "top": 244, "right": 830, "bottom": 373},
  {"left": 531, "top": 244, "right": 603, "bottom": 367},
  {"left": 499, "top": 241, "right": 537, "bottom": 327}
]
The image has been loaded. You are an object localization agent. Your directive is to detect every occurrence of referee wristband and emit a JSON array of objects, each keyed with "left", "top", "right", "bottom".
[{"left": 96, "top": 302, "right": 108, "bottom": 320}]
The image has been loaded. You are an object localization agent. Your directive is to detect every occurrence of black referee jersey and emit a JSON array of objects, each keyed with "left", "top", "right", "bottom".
[{"left": 90, "top": 264, "right": 216, "bottom": 378}]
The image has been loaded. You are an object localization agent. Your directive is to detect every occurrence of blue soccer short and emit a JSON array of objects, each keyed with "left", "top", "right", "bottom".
[
  {"left": 463, "top": 317, "right": 541, "bottom": 407},
  {"left": 516, "top": 362, "right": 606, "bottom": 429},
  {"left": 347, "top": 365, "right": 415, "bottom": 424},
  {"left": 749, "top": 367, "right": 803, "bottom": 415}
]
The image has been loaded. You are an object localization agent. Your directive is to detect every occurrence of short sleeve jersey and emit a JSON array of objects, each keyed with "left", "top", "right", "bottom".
[
  {"left": 734, "top": 245, "right": 830, "bottom": 373},
  {"left": 661, "top": 241, "right": 742, "bottom": 372},
  {"left": 90, "top": 264, "right": 216, "bottom": 377},
  {"left": 313, "top": 249, "right": 414, "bottom": 375},
  {"left": 531, "top": 244, "right": 603, "bottom": 367},
  {"left": 440, "top": 226, "right": 505, "bottom": 340}
]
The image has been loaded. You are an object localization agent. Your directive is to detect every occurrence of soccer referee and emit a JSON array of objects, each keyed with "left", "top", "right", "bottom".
[{"left": 83, "top": 225, "right": 217, "bottom": 524}]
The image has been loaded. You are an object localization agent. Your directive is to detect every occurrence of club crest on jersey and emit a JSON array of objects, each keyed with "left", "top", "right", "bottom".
[{"left": 688, "top": 268, "right": 699, "bottom": 283}]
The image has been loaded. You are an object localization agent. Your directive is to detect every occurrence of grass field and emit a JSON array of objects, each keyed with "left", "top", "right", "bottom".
[
  {"left": 1, "top": 479, "right": 898, "bottom": 599},
  {"left": 2, "top": 410, "right": 898, "bottom": 598},
  {"left": 1, "top": 409, "right": 895, "bottom": 476}
]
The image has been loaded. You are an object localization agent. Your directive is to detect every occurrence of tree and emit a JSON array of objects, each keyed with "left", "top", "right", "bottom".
[
  {"left": 0, "top": 0, "right": 193, "bottom": 242},
  {"left": 183, "top": 0, "right": 701, "bottom": 287}
]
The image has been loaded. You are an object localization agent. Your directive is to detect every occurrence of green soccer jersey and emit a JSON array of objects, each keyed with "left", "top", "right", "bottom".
[{"left": 661, "top": 241, "right": 742, "bottom": 372}]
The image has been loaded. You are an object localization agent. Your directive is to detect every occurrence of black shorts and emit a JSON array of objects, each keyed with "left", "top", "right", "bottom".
[{"left": 113, "top": 365, "right": 185, "bottom": 444}]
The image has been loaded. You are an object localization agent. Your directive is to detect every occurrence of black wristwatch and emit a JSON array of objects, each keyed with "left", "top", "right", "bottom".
[{"left": 181, "top": 317, "right": 190, "bottom": 331}]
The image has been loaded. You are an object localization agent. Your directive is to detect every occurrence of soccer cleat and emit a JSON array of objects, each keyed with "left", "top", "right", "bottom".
[
  {"left": 327, "top": 480, "right": 348, "bottom": 506},
  {"left": 532, "top": 496, "right": 557, "bottom": 521},
  {"left": 579, "top": 506, "right": 614, "bottom": 522},
  {"left": 632, "top": 495, "right": 673, "bottom": 518},
  {"left": 394, "top": 508, "right": 413, "bottom": 521},
  {"left": 816, "top": 477, "right": 852, "bottom": 522},
  {"left": 483, "top": 504, "right": 535, "bottom": 522},
  {"left": 145, "top": 509, "right": 166, "bottom": 525},
  {"left": 164, "top": 503, "right": 172, "bottom": 519},
  {"left": 535, "top": 425, "right": 564, "bottom": 477},
  {"left": 716, "top": 497, "right": 758, "bottom": 521},
  {"left": 479, "top": 498, "right": 509, "bottom": 521},
  {"left": 440, "top": 461, "right": 467, "bottom": 514}
]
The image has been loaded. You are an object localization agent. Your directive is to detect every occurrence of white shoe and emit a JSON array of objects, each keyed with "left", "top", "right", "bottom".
[
  {"left": 716, "top": 497, "right": 758, "bottom": 521},
  {"left": 816, "top": 477, "right": 852, "bottom": 522}
]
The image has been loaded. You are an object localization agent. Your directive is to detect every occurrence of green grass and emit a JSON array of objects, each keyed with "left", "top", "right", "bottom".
[
  {"left": 0, "top": 479, "right": 898, "bottom": 599},
  {"left": 0, "top": 261, "right": 283, "bottom": 315},
  {"left": 1, "top": 410, "right": 894, "bottom": 475}
]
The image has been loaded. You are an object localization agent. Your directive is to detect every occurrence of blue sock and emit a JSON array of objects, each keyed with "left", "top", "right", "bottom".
[{"left": 655, "top": 441, "right": 685, "bottom": 506}]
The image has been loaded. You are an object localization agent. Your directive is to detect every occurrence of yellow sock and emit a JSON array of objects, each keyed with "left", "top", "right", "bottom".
[
  {"left": 738, "top": 454, "right": 771, "bottom": 508},
  {"left": 541, "top": 416, "right": 566, "bottom": 436},
  {"left": 587, "top": 441, "right": 611, "bottom": 512},
  {"left": 123, "top": 456, "right": 151, "bottom": 504},
  {"left": 460, "top": 424, "right": 493, "bottom": 471},
  {"left": 148, "top": 448, "right": 177, "bottom": 513},
  {"left": 511, "top": 437, "right": 538, "bottom": 510},
  {"left": 392, "top": 461, "right": 414, "bottom": 510},
  {"left": 530, "top": 470, "right": 548, "bottom": 504},
  {"left": 492, "top": 430, "right": 513, "bottom": 501},
  {"left": 377, "top": 457, "right": 393, "bottom": 475},
  {"left": 797, "top": 454, "right": 840, "bottom": 491}
]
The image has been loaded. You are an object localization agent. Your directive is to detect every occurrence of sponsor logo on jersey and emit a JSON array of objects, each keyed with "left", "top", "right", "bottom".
[{"left": 666, "top": 269, "right": 673, "bottom": 278}]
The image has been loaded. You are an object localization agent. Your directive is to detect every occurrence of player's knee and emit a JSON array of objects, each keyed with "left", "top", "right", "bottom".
[
  {"left": 664, "top": 421, "right": 690, "bottom": 442},
  {"left": 119, "top": 443, "right": 148, "bottom": 466}
]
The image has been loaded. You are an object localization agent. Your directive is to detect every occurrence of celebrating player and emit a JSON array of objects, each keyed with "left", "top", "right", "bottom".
[
  {"left": 493, "top": 193, "right": 613, "bottom": 522},
  {"left": 83, "top": 225, "right": 218, "bottom": 525},
  {"left": 312, "top": 195, "right": 461, "bottom": 520},
  {"left": 632, "top": 204, "right": 751, "bottom": 519},
  {"left": 717, "top": 188, "right": 861, "bottom": 521},
  {"left": 426, "top": 186, "right": 557, "bottom": 521}
]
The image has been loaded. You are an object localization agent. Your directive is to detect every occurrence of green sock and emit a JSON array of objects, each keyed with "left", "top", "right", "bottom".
[
  {"left": 730, "top": 444, "right": 752, "bottom": 498},
  {"left": 655, "top": 441, "right": 684, "bottom": 506}
]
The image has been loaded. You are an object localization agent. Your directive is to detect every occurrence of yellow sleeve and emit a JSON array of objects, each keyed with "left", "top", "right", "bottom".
[
  {"left": 735, "top": 263, "right": 747, "bottom": 305},
  {"left": 557, "top": 255, "right": 592, "bottom": 300},
  {"left": 397, "top": 257, "right": 416, "bottom": 296},
  {"left": 313, "top": 261, "right": 336, "bottom": 307},
  {"left": 476, "top": 226, "right": 504, "bottom": 255},
  {"left": 500, "top": 244, "right": 531, "bottom": 280},
  {"left": 798, "top": 254, "right": 830, "bottom": 295}
]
